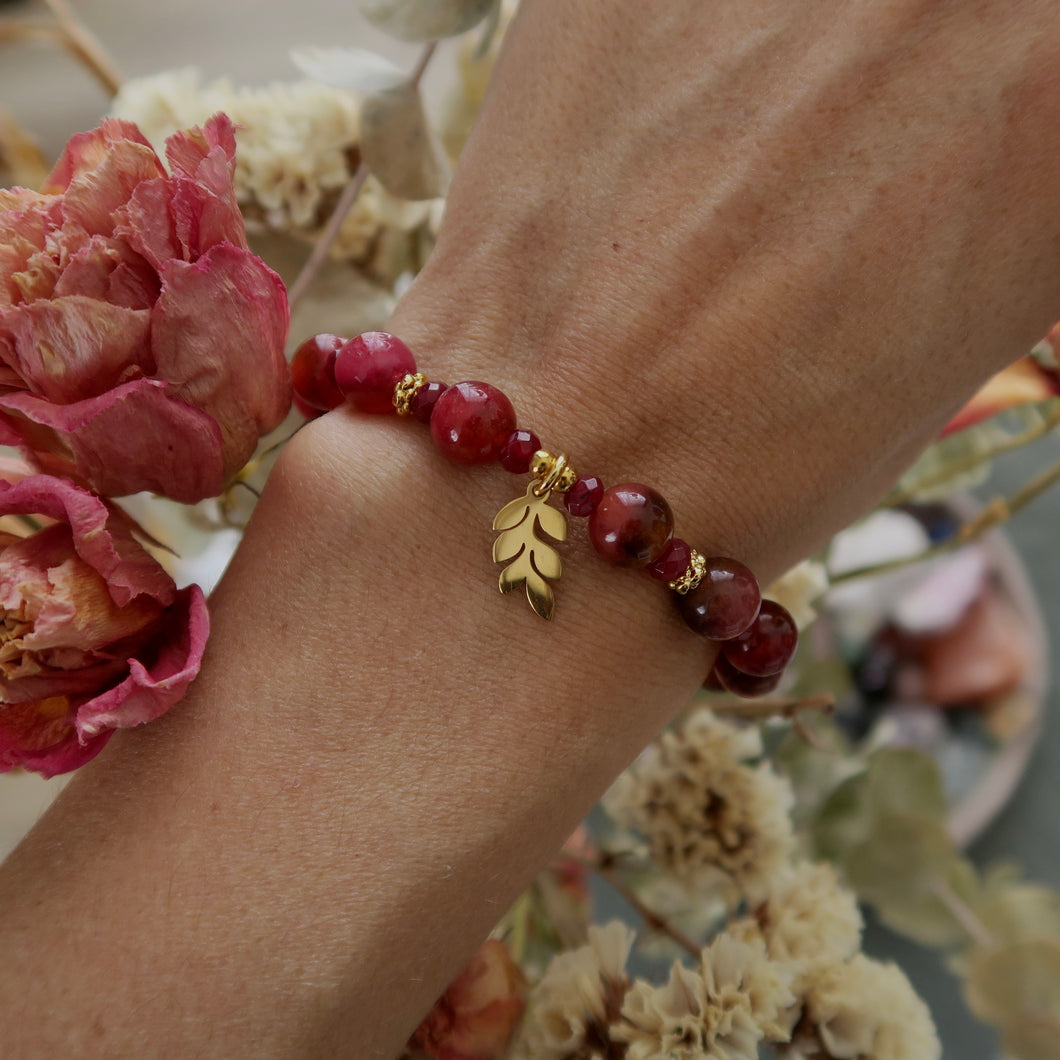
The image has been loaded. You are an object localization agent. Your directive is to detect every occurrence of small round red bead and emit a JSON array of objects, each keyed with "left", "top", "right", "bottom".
[
  {"left": 722, "top": 600, "right": 798, "bottom": 677},
  {"left": 499, "top": 429, "right": 541, "bottom": 474},
  {"left": 334, "top": 331, "right": 416, "bottom": 415},
  {"left": 650, "top": 537, "right": 692, "bottom": 583},
  {"left": 410, "top": 380, "right": 448, "bottom": 423},
  {"left": 564, "top": 476, "right": 604, "bottom": 517},
  {"left": 290, "top": 333, "right": 345, "bottom": 412},
  {"left": 588, "top": 483, "right": 674, "bottom": 567},
  {"left": 713, "top": 655, "right": 782, "bottom": 698},
  {"left": 676, "top": 557, "right": 761, "bottom": 640},
  {"left": 430, "top": 381, "right": 518, "bottom": 465}
]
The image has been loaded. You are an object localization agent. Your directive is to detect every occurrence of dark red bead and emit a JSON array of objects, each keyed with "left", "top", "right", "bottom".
[
  {"left": 290, "top": 333, "right": 345, "bottom": 411},
  {"left": 650, "top": 537, "right": 692, "bottom": 583},
  {"left": 702, "top": 665, "right": 726, "bottom": 692},
  {"left": 676, "top": 557, "right": 761, "bottom": 640},
  {"left": 564, "top": 476, "right": 604, "bottom": 517},
  {"left": 588, "top": 483, "right": 674, "bottom": 567},
  {"left": 499, "top": 429, "right": 540, "bottom": 473},
  {"left": 714, "top": 656, "right": 782, "bottom": 698},
  {"left": 410, "top": 381, "right": 448, "bottom": 423},
  {"left": 334, "top": 331, "right": 416, "bottom": 414},
  {"left": 430, "top": 381, "right": 517, "bottom": 465},
  {"left": 293, "top": 393, "right": 325, "bottom": 419},
  {"left": 723, "top": 600, "right": 799, "bottom": 677}
]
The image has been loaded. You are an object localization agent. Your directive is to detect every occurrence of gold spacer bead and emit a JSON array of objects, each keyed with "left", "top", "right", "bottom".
[
  {"left": 531, "top": 449, "right": 578, "bottom": 495},
  {"left": 669, "top": 549, "right": 707, "bottom": 595},
  {"left": 393, "top": 372, "right": 428, "bottom": 416}
]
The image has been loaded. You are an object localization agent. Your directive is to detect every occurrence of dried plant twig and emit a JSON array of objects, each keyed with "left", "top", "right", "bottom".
[
  {"left": 288, "top": 41, "right": 438, "bottom": 308},
  {"left": 41, "top": 0, "right": 122, "bottom": 96}
]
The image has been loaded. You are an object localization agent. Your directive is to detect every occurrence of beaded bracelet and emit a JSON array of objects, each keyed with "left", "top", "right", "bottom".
[{"left": 291, "top": 331, "right": 798, "bottom": 697}]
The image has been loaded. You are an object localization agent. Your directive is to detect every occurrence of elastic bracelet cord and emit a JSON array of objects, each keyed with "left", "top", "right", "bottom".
[{"left": 291, "top": 331, "right": 798, "bottom": 697}]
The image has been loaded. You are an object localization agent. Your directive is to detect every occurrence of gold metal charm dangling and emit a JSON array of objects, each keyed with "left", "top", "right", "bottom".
[{"left": 492, "top": 450, "right": 577, "bottom": 620}]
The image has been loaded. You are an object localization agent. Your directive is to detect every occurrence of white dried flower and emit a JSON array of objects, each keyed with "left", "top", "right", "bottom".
[
  {"left": 509, "top": 921, "right": 634, "bottom": 1060},
  {"left": 614, "top": 932, "right": 797, "bottom": 1059},
  {"left": 765, "top": 560, "right": 829, "bottom": 631},
  {"left": 603, "top": 709, "right": 795, "bottom": 906},
  {"left": 729, "top": 861, "right": 863, "bottom": 982},
  {"left": 111, "top": 69, "right": 439, "bottom": 281},
  {"left": 799, "top": 954, "right": 940, "bottom": 1060}
]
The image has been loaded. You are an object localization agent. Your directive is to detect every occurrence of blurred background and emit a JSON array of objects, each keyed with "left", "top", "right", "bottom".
[{"left": 2, "top": 2, "right": 1059, "bottom": 1056}]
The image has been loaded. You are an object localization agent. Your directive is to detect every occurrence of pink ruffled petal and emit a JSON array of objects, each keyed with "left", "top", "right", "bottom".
[
  {"left": 43, "top": 119, "right": 159, "bottom": 195},
  {"left": 0, "top": 474, "right": 174, "bottom": 607},
  {"left": 0, "top": 296, "right": 152, "bottom": 403},
  {"left": 75, "top": 585, "right": 208, "bottom": 739},
  {"left": 112, "top": 178, "right": 181, "bottom": 271},
  {"left": 152, "top": 244, "right": 290, "bottom": 476},
  {"left": 0, "top": 380, "right": 226, "bottom": 502},
  {"left": 165, "top": 113, "right": 238, "bottom": 180},
  {"left": 0, "top": 699, "right": 111, "bottom": 778},
  {"left": 52, "top": 234, "right": 160, "bottom": 311}
]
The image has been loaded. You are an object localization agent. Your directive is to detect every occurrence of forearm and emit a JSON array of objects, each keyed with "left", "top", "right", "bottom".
[{"left": 4, "top": 0, "right": 1060, "bottom": 1056}]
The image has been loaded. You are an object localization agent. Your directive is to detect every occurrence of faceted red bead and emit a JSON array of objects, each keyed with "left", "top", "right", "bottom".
[
  {"left": 588, "top": 483, "right": 674, "bottom": 567},
  {"left": 410, "top": 381, "right": 448, "bottom": 423},
  {"left": 290, "top": 333, "right": 346, "bottom": 412},
  {"left": 723, "top": 600, "right": 799, "bottom": 677},
  {"left": 430, "top": 381, "right": 517, "bottom": 465},
  {"left": 334, "top": 331, "right": 416, "bottom": 414},
  {"left": 564, "top": 476, "right": 604, "bottom": 517},
  {"left": 676, "top": 557, "right": 761, "bottom": 640},
  {"left": 650, "top": 537, "right": 692, "bottom": 583},
  {"left": 499, "top": 429, "right": 541, "bottom": 473},
  {"left": 713, "top": 655, "right": 782, "bottom": 698}
]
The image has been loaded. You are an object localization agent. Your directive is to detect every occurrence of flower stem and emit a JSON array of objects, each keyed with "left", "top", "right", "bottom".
[
  {"left": 566, "top": 854, "right": 701, "bottom": 959},
  {"left": 885, "top": 402, "right": 1060, "bottom": 507},
  {"left": 41, "top": 0, "right": 123, "bottom": 96},
  {"left": 927, "top": 877, "right": 995, "bottom": 950},
  {"left": 831, "top": 452, "right": 1060, "bottom": 585},
  {"left": 287, "top": 41, "right": 438, "bottom": 308}
]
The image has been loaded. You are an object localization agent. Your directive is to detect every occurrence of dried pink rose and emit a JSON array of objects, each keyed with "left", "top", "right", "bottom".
[
  {"left": 942, "top": 355, "right": 1060, "bottom": 437},
  {"left": 410, "top": 940, "right": 527, "bottom": 1060},
  {"left": 0, "top": 115, "right": 290, "bottom": 502},
  {"left": 0, "top": 467, "right": 208, "bottom": 776}
]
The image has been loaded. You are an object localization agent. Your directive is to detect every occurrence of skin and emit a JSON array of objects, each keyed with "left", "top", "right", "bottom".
[{"left": 3, "top": 0, "right": 1060, "bottom": 1055}]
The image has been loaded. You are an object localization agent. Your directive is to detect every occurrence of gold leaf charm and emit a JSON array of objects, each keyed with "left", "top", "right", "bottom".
[{"left": 492, "top": 482, "right": 568, "bottom": 620}]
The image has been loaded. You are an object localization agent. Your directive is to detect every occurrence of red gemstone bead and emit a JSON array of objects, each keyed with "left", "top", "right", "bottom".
[
  {"left": 430, "top": 381, "right": 517, "bottom": 465},
  {"left": 293, "top": 393, "right": 325, "bottom": 419},
  {"left": 564, "top": 476, "right": 604, "bottom": 517},
  {"left": 723, "top": 600, "right": 799, "bottom": 677},
  {"left": 334, "top": 331, "right": 417, "bottom": 414},
  {"left": 499, "top": 429, "right": 541, "bottom": 473},
  {"left": 410, "top": 381, "right": 449, "bottom": 424},
  {"left": 290, "top": 333, "right": 346, "bottom": 411},
  {"left": 588, "top": 483, "right": 674, "bottom": 567},
  {"left": 702, "top": 665, "right": 726, "bottom": 692},
  {"left": 714, "top": 655, "right": 782, "bottom": 698},
  {"left": 676, "top": 557, "right": 761, "bottom": 640},
  {"left": 650, "top": 537, "right": 692, "bottom": 583}
]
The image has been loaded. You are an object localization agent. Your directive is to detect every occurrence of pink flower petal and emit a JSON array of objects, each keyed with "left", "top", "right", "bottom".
[
  {"left": 0, "top": 380, "right": 226, "bottom": 502},
  {"left": 0, "top": 699, "right": 111, "bottom": 777},
  {"left": 52, "top": 233, "right": 160, "bottom": 310},
  {"left": 42, "top": 118, "right": 159, "bottom": 195},
  {"left": 942, "top": 357, "right": 1060, "bottom": 437},
  {"left": 0, "top": 296, "right": 152, "bottom": 403},
  {"left": 112, "top": 178, "right": 181, "bottom": 271},
  {"left": 152, "top": 244, "right": 290, "bottom": 476},
  {"left": 75, "top": 584, "right": 208, "bottom": 738}
]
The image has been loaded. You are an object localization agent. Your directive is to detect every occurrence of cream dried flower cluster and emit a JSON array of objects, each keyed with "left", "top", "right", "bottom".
[
  {"left": 509, "top": 921, "right": 634, "bottom": 1060},
  {"left": 616, "top": 933, "right": 796, "bottom": 1060},
  {"left": 602, "top": 709, "right": 795, "bottom": 907},
  {"left": 111, "top": 69, "right": 438, "bottom": 281}
]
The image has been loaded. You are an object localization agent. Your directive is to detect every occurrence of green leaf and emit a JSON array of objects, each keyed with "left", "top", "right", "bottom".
[
  {"left": 359, "top": 0, "right": 497, "bottom": 42},
  {"left": 359, "top": 84, "right": 450, "bottom": 200}
]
